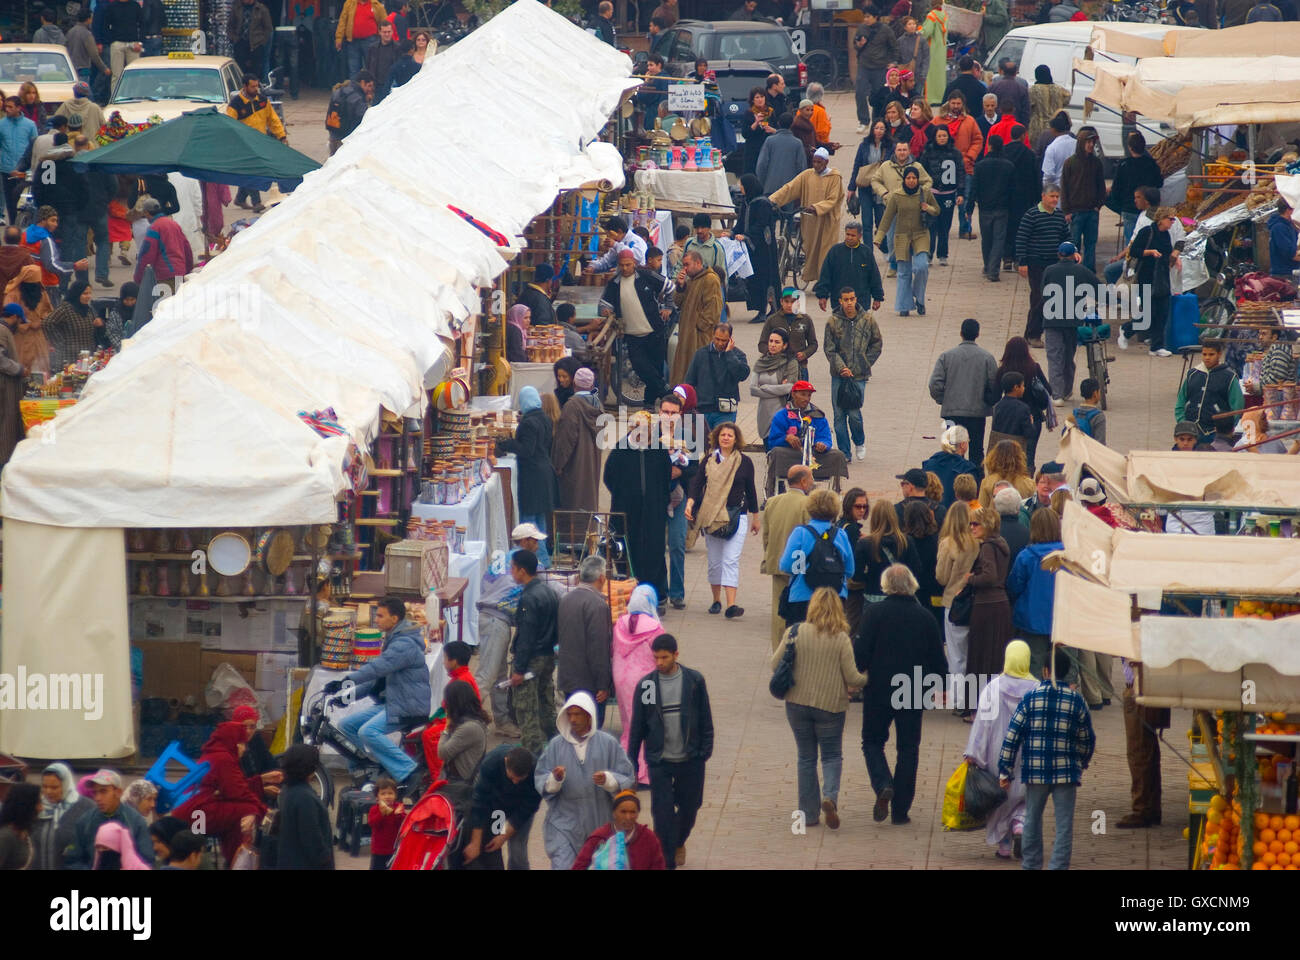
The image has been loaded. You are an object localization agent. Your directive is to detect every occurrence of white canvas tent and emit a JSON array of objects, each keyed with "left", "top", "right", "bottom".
[
  {"left": 1087, "top": 21, "right": 1300, "bottom": 59},
  {"left": 0, "top": 0, "right": 638, "bottom": 758}
]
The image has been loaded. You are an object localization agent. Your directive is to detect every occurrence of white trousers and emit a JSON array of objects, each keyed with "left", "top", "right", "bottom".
[
  {"left": 944, "top": 606, "right": 971, "bottom": 708},
  {"left": 705, "top": 514, "right": 748, "bottom": 588}
]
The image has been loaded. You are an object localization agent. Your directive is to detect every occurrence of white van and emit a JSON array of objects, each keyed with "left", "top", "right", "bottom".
[{"left": 984, "top": 22, "right": 1177, "bottom": 172}]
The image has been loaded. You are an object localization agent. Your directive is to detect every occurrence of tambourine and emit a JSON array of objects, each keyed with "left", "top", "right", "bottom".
[
  {"left": 207, "top": 531, "right": 251, "bottom": 577},
  {"left": 254, "top": 528, "right": 295, "bottom": 576}
]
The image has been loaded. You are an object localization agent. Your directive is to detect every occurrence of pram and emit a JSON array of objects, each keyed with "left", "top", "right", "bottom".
[{"left": 389, "top": 780, "right": 466, "bottom": 870}]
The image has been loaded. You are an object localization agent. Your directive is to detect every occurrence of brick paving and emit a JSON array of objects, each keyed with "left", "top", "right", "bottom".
[{"left": 215, "top": 88, "right": 1193, "bottom": 870}]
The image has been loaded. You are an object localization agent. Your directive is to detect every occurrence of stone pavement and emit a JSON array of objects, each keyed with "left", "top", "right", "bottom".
[{"left": 233, "top": 88, "right": 1193, "bottom": 870}]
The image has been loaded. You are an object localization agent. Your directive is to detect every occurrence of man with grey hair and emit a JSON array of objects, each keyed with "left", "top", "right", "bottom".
[
  {"left": 993, "top": 485, "right": 1030, "bottom": 565},
  {"left": 133, "top": 197, "right": 194, "bottom": 292},
  {"left": 556, "top": 555, "right": 613, "bottom": 728},
  {"left": 804, "top": 82, "right": 840, "bottom": 154},
  {"left": 976, "top": 92, "right": 1000, "bottom": 145},
  {"left": 813, "top": 220, "right": 884, "bottom": 314},
  {"left": 855, "top": 563, "right": 947, "bottom": 825}
]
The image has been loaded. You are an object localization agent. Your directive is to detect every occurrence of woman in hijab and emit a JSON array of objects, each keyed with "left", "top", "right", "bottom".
[
  {"left": 4, "top": 265, "right": 51, "bottom": 375},
  {"left": 92, "top": 821, "right": 152, "bottom": 870},
  {"left": 749, "top": 327, "right": 799, "bottom": 441},
  {"left": 874, "top": 166, "right": 938, "bottom": 316},
  {"left": 963, "top": 639, "right": 1039, "bottom": 858},
  {"left": 495, "top": 385, "right": 558, "bottom": 566},
  {"left": 505, "top": 303, "right": 530, "bottom": 363},
  {"left": 31, "top": 761, "right": 96, "bottom": 869},
  {"left": 572, "top": 789, "right": 666, "bottom": 869},
  {"left": 737, "top": 173, "right": 779, "bottom": 323},
  {"left": 553, "top": 356, "right": 583, "bottom": 408},
  {"left": 44, "top": 279, "right": 96, "bottom": 371},
  {"left": 613, "top": 583, "right": 665, "bottom": 784},
  {"left": 1028, "top": 65, "right": 1069, "bottom": 146},
  {"left": 172, "top": 721, "right": 268, "bottom": 867},
  {"left": 123, "top": 780, "right": 158, "bottom": 821},
  {"left": 552, "top": 365, "right": 603, "bottom": 512}
]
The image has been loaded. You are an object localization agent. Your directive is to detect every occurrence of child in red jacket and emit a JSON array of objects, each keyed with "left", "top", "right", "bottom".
[{"left": 367, "top": 778, "right": 406, "bottom": 869}]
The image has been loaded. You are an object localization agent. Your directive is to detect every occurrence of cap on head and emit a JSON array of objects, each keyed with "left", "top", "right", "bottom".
[
  {"left": 573, "top": 367, "right": 595, "bottom": 390},
  {"left": 512, "top": 522, "right": 548, "bottom": 542},
  {"left": 617, "top": 248, "right": 637, "bottom": 261},
  {"left": 1077, "top": 478, "right": 1106, "bottom": 504},
  {"left": 798, "top": 98, "right": 814, "bottom": 109},
  {"left": 791, "top": 380, "right": 815, "bottom": 393},
  {"left": 813, "top": 147, "right": 830, "bottom": 161},
  {"left": 73, "top": 82, "right": 91, "bottom": 99},
  {"left": 1173, "top": 420, "right": 1200, "bottom": 438},
  {"left": 1058, "top": 241, "right": 1077, "bottom": 257},
  {"left": 896, "top": 467, "right": 928, "bottom": 488},
  {"left": 89, "top": 769, "right": 123, "bottom": 789}
]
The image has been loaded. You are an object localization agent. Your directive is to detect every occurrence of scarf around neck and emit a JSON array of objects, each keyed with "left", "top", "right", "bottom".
[{"left": 697, "top": 448, "right": 741, "bottom": 533}]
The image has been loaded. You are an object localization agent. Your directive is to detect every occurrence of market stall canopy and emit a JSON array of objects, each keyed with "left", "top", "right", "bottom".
[
  {"left": 70, "top": 107, "right": 321, "bottom": 189},
  {"left": 1162, "top": 21, "right": 1300, "bottom": 57},
  {"left": 1139, "top": 616, "right": 1300, "bottom": 712},
  {"left": 1078, "top": 55, "right": 1300, "bottom": 132},
  {"left": 1059, "top": 426, "right": 1300, "bottom": 508},
  {"left": 1087, "top": 21, "right": 1201, "bottom": 59}
]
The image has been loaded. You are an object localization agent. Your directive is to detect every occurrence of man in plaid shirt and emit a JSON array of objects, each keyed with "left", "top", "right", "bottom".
[{"left": 998, "top": 647, "right": 1096, "bottom": 869}]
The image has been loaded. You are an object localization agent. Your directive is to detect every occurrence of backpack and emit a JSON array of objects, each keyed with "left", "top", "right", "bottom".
[
  {"left": 325, "top": 83, "right": 348, "bottom": 133},
  {"left": 1073, "top": 405, "right": 1102, "bottom": 438},
  {"left": 800, "top": 524, "right": 845, "bottom": 591}
]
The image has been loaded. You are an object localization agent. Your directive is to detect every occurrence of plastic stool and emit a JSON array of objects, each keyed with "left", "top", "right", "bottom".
[{"left": 145, "top": 741, "right": 210, "bottom": 814}]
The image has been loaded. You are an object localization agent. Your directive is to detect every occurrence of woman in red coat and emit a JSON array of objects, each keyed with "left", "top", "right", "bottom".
[
  {"left": 173, "top": 721, "right": 268, "bottom": 866},
  {"left": 572, "top": 791, "right": 666, "bottom": 870}
]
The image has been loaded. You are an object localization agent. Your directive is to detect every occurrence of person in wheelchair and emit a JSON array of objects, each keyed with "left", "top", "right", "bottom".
[
  {"left": 764, "top": 381, "right": 849, "bottom": 498},
  {"left": 323, "top": 596, "right": 431, "bottom": 790}
]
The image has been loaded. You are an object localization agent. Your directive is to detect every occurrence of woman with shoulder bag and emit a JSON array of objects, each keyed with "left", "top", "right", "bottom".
[
  {"left": 962, "top": 506, "right": 1014, "bottom": 704},
  {"left": 838, "top": 488, "right": 869, "bottom": 634},
  {"left": 849, "top": 120, "right": 894, "bottom": 237},
  {"left": 771, "top": 586, "right": 868, "bottom": 830},
  {"left": 996, "top": 336, "right": 1053, "bottom": 470},
  {"left": 685, "top": 422, "right": 760, "bottom": 619},
  {"left": 935, "top": 501, "right": 980, "bottom": 718},
  {"left": 874, "top": 166, "right": 938, "bottom": 316},
  {"left": 853, "top": 500, "right": 922, "bottom": 606}
]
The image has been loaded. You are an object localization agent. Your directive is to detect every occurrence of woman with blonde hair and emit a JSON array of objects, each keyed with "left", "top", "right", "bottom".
[
  {"left": 540, "top": 392, "right": 562, "bottom": 425},
  {"left": 923, "top": 470, "right": 945, "bottom": 505},
  {"left": 935, "top": 500, "right": 980, "bottom": 717},
  {"left": 963, "top": 506, "right": 1013, "bottom": 692},
  {"left": 771, "top": 586, "right": 867, "bottom": 830},
  {"left": 854, "top": 499, "right": 921, "bottom": 607},
  {"left": 977, "top": 439, "right": 1035, "bottom": 507},
  {"left": 685, "top": 422, "right": 759, "bottom": 618},
  {"left": 1049, "top": 486, "right": 1072, "bottom": 518},
  {"left": 952, "top": 472, "right": 980, "bottom": 510}
]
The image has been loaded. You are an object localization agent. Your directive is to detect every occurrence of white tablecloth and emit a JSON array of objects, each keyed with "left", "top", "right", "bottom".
[
  {"left": 446, "top": 540, "right": 485, "bottom": 646},
  {"left": 635, "top": 168, "right": 733, "bottom": 209},
  {"left": 410, "top": 472, "right": 509, "bottom": 559}
]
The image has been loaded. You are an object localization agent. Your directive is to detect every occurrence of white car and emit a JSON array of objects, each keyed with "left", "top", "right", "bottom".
[
  {"left": 0, "top": 43, "right": 79, "bottom": 112},
  {"left": 108, "top": 53, "right": 243, "bottom": 125}
]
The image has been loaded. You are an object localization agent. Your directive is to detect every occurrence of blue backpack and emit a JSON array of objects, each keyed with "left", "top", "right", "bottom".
[{"left": 1073, "top": 406, "right": 1102, "bottom": 438}]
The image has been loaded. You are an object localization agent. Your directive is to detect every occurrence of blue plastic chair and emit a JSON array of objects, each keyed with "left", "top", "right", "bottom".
[{"left": 145, "top": 741, "right": 210, "bottom": 814}]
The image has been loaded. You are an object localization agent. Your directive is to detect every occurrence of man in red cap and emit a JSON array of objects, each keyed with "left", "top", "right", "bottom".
[{"left": 762, "top": 381, "right": 848, "bottom": 497}]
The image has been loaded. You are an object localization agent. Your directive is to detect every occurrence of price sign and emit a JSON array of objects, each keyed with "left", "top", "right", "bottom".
[{"left": 668, "top": 83, "right": 706, "bottom": 112}]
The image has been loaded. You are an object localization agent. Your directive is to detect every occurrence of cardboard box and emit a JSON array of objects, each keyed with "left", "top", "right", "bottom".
[
  {"left": 134, "top": 640, "right": 203, "bottom": 703},
  {"left": 200, "top": 651, "right": 258, "bottom": 690}
]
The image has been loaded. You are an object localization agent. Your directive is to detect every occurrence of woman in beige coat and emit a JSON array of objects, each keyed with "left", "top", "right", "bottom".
[
  {"left": 874, "top": 166, "right": 938, "bottom": 316},
  {"left": 3, "top": 265, "right": 51, "bottom": 376},
  {"left": 935, "top": 500, "right": 980, "bottom": 718},
  {"left": 770, "top": 586, "right": 868, "bottom": 829}
]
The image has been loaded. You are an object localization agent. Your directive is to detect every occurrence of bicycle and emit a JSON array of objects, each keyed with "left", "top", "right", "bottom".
[
  {"left": 776, "top": 209, "right": 805, "bottom": 290},
  {"left": 1078, "top": 318, "right": 1113, "bottom": 410}
]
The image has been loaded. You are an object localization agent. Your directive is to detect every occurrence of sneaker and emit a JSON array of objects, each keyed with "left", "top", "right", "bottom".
[
  {"left": 1153, "top": 348, "right": 1172, "bottom": 358},
  {"left": 898, "top": 310, "right": 909, "bottom": 317},
  {"left": 855, "top": 444, "right": 866, "bottom": 462},
  {"left": 670, "top": 597, "right": 686, "bottom": 610},
  {"left": 873, "top": 786, "right": 893, "bottom": 822},
  {"left": 1062, "top": 393, "right": 1073, "bottom": 403},
  {"left": 1053, "top": 396, "right": 1065, "bottom": 407},
  {"left": 856, "top": 123, "right": 867, "bottom": 134},
  {"left": 987, "top": 274, "right": 1000, "bottom": 283},
  {"left": 916, "top": 303, "right": 926, "bottom": 316},
  {"left": 1117, "top": 330, "right": 1128, "bottom": 350},
  {"left": 708, "top": 601, "right": 722, "bottom": 615},
  {"left": 822, "top": 798, "right": 840, "bottom": 830},
  {"left": 1026, "top": 337, "right": 1044, "bottom": 348},
  {"left": 937, "top": 257, "right": 948, "bottom": 266},
  {"left": 886, "top": 267, "right": 897, "bottom": 278},
  {"left": 724, "top": 605, "right": 744, "bottom": 618}
]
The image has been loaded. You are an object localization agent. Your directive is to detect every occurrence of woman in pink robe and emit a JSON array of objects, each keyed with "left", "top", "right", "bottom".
[{"left": 612, "top": 585, "right": 664, "bottom": 784}]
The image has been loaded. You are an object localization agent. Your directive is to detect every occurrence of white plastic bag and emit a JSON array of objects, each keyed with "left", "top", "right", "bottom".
[{"left": 204, "top": 662, "right": 260, "bottom": 713}]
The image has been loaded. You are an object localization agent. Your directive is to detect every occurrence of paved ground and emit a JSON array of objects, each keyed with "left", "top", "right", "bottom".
[{"left": 311, "top": 89, "right": 1192, "bottom": 869}]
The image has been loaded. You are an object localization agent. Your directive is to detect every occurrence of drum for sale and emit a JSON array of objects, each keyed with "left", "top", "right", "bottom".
[
  {"left": 207, "top": 531, "right": 251, "bottom": 577},
  {"left": 254, "top": 528, "right": 296, "bottom": 576}
]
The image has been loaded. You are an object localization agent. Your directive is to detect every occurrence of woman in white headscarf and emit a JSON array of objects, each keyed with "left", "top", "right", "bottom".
[
  {"left": 31, "top": 761, "right": 96, "bottom": 870},
  {"left": 612, "top": 584, "right": 664, "bottom": 784},
  {"left": 963, "top": 639, "right": 1039, "bottom": 859}
]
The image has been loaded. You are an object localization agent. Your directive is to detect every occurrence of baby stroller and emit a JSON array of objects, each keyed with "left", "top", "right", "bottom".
[{"left": 389, "top": 780, "right": 464, "bottom": 870}]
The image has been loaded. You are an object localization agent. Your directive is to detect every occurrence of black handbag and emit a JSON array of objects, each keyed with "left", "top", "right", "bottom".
[
  {"left": 846, "top": 192, "right": 862, "bottom": 216},
  {"left": 948, "top": 583, "right": 975, "bottom": 626},
  {"left": 705, "top": 504, "right": 742, "bottom": 539},
  {"left": 836, "top": 376, "right": 864, "bottom": 411},
  {"left": 769, "top": 625, "right": 799, "bottom": 699}
]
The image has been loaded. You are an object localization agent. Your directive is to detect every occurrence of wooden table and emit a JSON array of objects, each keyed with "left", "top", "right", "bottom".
[{"left": 436, "top": 577, "right": 469, "bottom": 644}]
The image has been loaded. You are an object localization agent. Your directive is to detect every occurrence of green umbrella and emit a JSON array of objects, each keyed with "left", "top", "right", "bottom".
[{"left": 72, "top": 107, "right": 320, "bottom": 189}]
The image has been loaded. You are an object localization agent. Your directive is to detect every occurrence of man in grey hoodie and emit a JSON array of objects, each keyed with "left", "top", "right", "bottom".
[
  {"left": 755, "top": 112, "right": 807, "bottom": 208},
  {"left": 32, "top": 8, "right": 66, "bottom": 45}
]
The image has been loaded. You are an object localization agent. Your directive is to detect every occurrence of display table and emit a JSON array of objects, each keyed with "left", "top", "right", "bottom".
[
  {"left": 509, "top": 361, "right": 556, "bottom": 403},
  {"left": 635, "top": 168, "right": 733, "bottom": 209},
  {"left": 410, "top": 473, "right": 509, "bottom": 559},
  {"left": 445, "top": 541, "right": 485, "bottom": 646}
]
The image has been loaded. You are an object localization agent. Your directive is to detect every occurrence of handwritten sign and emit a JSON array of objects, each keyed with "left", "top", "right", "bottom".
[{"left": 668, "top": 83, "right": 706, "bottom": 112}]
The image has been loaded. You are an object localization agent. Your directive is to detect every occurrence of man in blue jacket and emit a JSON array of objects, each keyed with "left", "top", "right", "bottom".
[
  {"left": 326, "top": 596, "right": 431, "bottom": 787},
  {"left": 1268, "top": 201, "right": 1300, "bottom": 278},
  {"left": 0, "top": 97, "right": 36, "bottom": 224},
  {"left": 63, "top": 769, "right": 155, "bottom": 869},
  {"left": 764, "top": 380, "right": 848, "bottom": 497}
]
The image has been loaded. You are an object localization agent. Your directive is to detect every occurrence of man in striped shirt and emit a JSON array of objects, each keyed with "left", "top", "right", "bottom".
[
  {"left": 1015, "top": 181, "right": 1069, "bottom": 347},
  {"left": 998, "top": 646, "right": 1095, "bottom": 869}
]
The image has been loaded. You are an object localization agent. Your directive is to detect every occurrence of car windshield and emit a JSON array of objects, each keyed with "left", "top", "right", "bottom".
[
  {"left": 712, "top": 31, "right": 791, "bottom": 61},
  {"left": 113, "top": 67, "right": 225, "bottom": 103},
  {"left": 0, "top": 51, "right": 74, "bottom": 84}
]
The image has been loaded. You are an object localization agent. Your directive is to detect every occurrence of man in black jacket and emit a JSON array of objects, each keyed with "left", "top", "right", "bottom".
[
  {"left": 853, "top": 7, "right": 898, "bottom": 130},
  {"left": 855, "top": 564, "right": 946, "bottom": 825},
  {"left": 103, "top": 0, "right": 144, "bottom": 83},
  {"left": 1059, "top": 126, "right": 1106, "bottom": 273},
  {"left": 325, "top": 71, "right": 374, "bottom": 155},
  {"left": 517, "top": 263, "right": 556, "bottom": 327},
  {"left": 971, "top": 135, "right": 1013, "bottom": 281},
  {"left": 684, "top": 322, "right": 751, "bottom": 428},
  {"left": 814, "top": 220, "right": 884, "bottom": 312},
  {"left": 365, "top": 21, "right": 402, "bottom": 101},
  {"left": 1107, "top": 132, "right": 1164, "bottom": 242},
  {"left": 599, "top": 249, "right": 669, "bottom": 409},
  {"left": 462, "top": 745, "right": 542, "bottom": 869},
  {"left": 627, "top": 633, "right": 714, "bottom": 868},
  {"left": 1002, "top": 124, "right": 1041, "bottom": 272},
  {"left": 140, "top": 0, "right": 167, "bottom": 57},
  {"left": 508, "top": 550, "right": 559, "bottom": 755},
  {"left": 942, "top": 56, "right": 987, "bottom": 120},
  {"left": 1040, "top": 240, "right": 1098, "bottom": 404}
]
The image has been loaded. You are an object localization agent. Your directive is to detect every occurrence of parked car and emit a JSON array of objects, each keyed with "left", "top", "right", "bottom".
[
  {"left": 984, "top": 21, "right": 1176, "bottom": 174},
  {"left": 109, "top": 53, "right": 243, "bottom": 124},
  {"left": 0, "top": 44, "right": 79, "bottom": 114}
]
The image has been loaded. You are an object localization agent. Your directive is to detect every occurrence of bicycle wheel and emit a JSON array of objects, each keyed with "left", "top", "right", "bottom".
[
  {"left": 803, "top": 49, "right": 837, "bottom": 90},
  {"left": 615, "top": 337, "right": 646, "bottom": 407},
  {"left": 1200, "top": 296, "right": 1236, "bottom": 330},
  {"left": 1087, "top": 342, "right": 1108, "bottom": 411},
  {"left": 778, "top": 235, "right": 797, "bottom": 288},
  {"left": 311, "top": 761, "right": 334, "bottom": 809}
]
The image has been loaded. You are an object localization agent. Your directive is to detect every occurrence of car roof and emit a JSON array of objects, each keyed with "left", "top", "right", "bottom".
[
  {"left": 673, "top": 19, "right": 789, "bottom": 32},
  {"left": 0, "top": 43, "right": 75, "bottom": 56},
  {"left": 122, "top": 55, "right": 236, "bottom": 69},
  {"left": 1000, "top": 20, "right": 1174, "bottom": 42}
]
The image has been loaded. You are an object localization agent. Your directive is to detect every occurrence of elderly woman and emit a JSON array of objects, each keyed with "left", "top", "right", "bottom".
[
  {"left": 963, "top": 506, "right": 1014, "bottom": 686},
  {"left": 572, "top": 789, "right": 666, "bottom": 870},
  {"left": 772, "top": 586, "right": 867, "bottom": 829},
  {"left": 613, "top": 584, "right": 664, "bottom": 784},
  {"left": 964, "top": 639, "right": 1039, "bottom": 858},
  {"left": 31, "top": 762, "right": 95, "bottom": 870},
  {"left": 123, "top": 779, "right": 157, "bottom": 821},
  {"left": 496, "top": 385, "right": 558, "bottom": 567},
  {"left": 750, "top": 327, "right": 799, "bottom": 442},
  {"left": 874, "top": 166, "right": 938, "bottom": 316},
  {"left": 685, "top": 422, "right": 760, "bottom": 619}
]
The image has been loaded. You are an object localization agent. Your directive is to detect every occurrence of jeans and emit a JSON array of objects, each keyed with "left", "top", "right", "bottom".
[
  {"left": 57, "top": 214, "right": 86, "bottom": 293},
  {"left": 1022, "top": 782, "right": 1077, "bottom": 869},
  {"left": 518, "top": 512, "right": 551, "bottom": 567},
  {"left": 649, "top": 758, "right": 706, "bottom": 868},
  {"left": 979, "top": 209, "right": 1008, "bottom": 279},
  {"left": 338, "top": 703, "right": 416, "bottom": 781},
  {"left": 785, "top": 701, "right": 846, "bottom": 820},
  {"left": 1120, "top": 210, "right": 1138, "bottom": 245},
  {"left": 89, "top": 210, "right": 110, "bottom": 282},
  {"left": 465, "top": 816, "right": 533, "bottom": 869},
  {"left": 625, "top": 331, "right": 667, "bottom": 409},
  {"left": 949, "top": 415, "right": 987, "bottom": 471},
  {"left": 830, "top": 375, "right": 867, "bottom": 453},
  {"left": 345, "top": 34, "right": 379, "bottom": 78},
  {"left": 862, "top": 705, "right": 923, "bottom": 820},
  {"left": 1044, "top": 327, "right": 1078, "bottom": 400},
  {"left": 930, "top": 193, "right": 957, "bottom": 259},
  {"left": 667, "top": 495, "right": 687, "bottom": 601},
  {"left": 895, "top": 250, "right": 929, "bottom": 312},
  {"left": 887, "top": 220, "right": 897, "bottom": 270},
  {"left": 1103, "top": 259, "right": 1124, "bottom": 286},
  {"left": 958, "top": 175, "right": 974, "bottom": 233},
  {"left": 274, "top": 28, "right": 301, "bottom": 98},
  {"left": 704, "top": 410, "right": 736, "bottom": 430},
  {"left": 856, "top": 67, "right": 886, "bottom": 125},
  {"left": 1069, "top": 209, "right": 1100, "bottom": 273}
]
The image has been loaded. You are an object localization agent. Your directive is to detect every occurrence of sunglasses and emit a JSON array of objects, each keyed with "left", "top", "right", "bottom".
[{"left": 969, "top": 522, "right": 982, "bottom": 528}]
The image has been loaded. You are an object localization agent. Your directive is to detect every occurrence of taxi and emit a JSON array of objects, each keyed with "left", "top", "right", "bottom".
[{"left": 109, "top": 52, "right": 243, "bottom": 124}]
